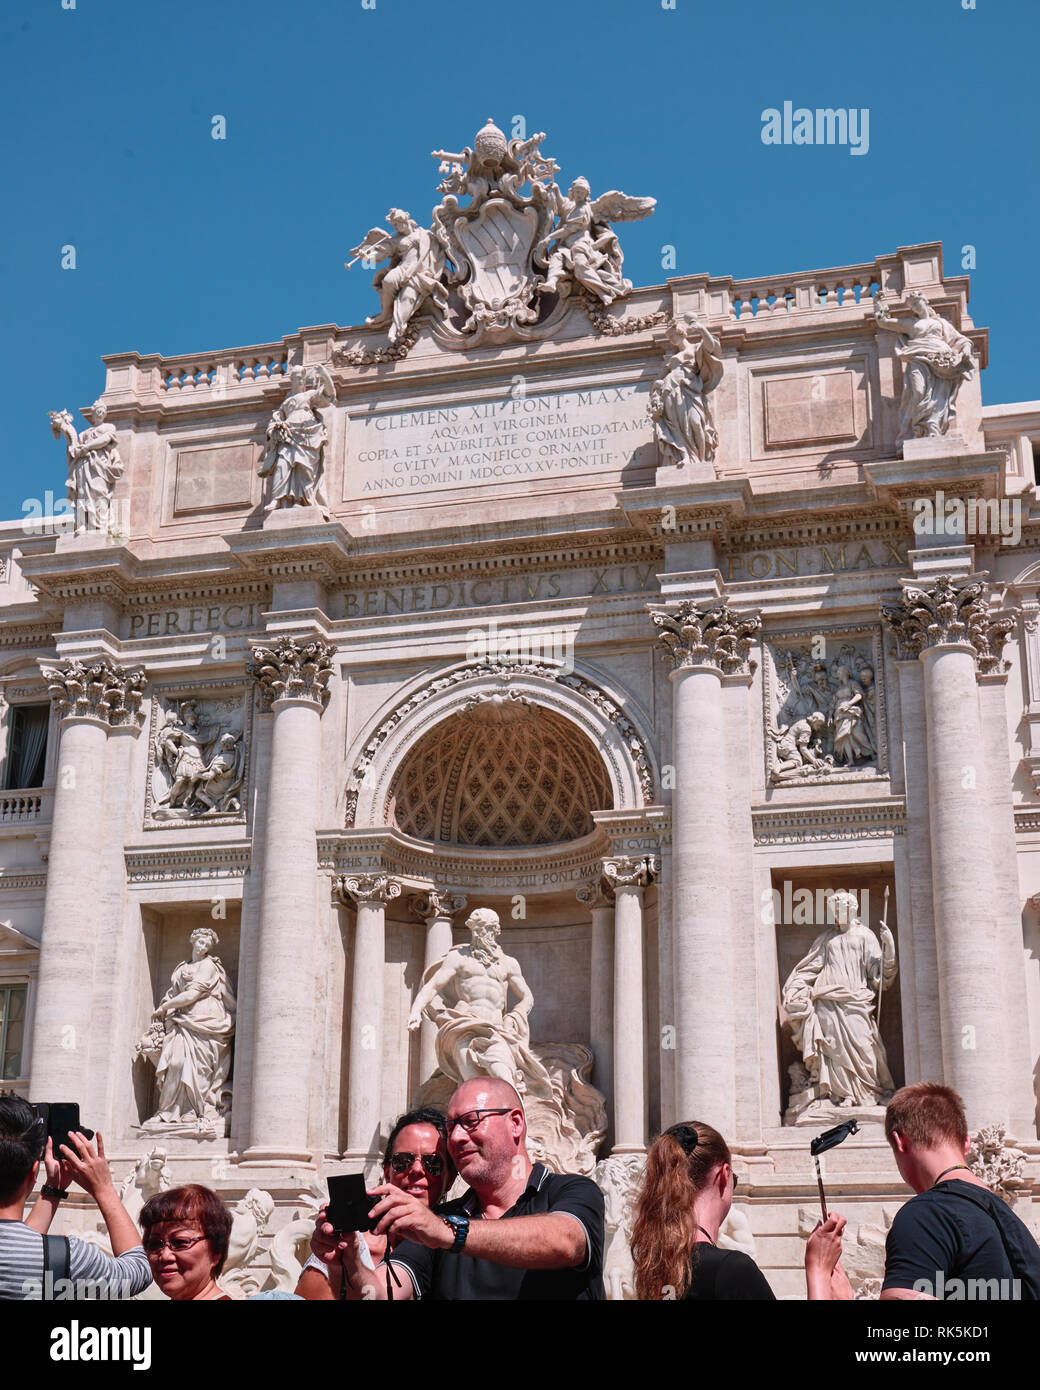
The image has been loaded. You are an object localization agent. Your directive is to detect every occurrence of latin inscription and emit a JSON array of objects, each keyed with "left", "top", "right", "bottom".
[
  {"left": 726, "top": 538, "right": 907, "bottom": 582},
  {"left": 126, "top": 602, "right": 261, "bottom": 639}
]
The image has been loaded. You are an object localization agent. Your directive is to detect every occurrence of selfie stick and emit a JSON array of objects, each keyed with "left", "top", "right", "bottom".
[{"left": 809, "top": 1119, "right": 859, "bottom": 1220}]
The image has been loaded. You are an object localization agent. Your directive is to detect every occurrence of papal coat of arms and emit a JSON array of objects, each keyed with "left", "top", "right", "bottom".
[{"left": 344, "top": 119, "right": 655, "bottom": 353}]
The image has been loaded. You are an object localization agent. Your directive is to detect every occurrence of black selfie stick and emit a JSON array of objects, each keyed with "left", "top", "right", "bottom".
[{"left": 809, "top": 1119, "right": 859, "bottom": 1218}]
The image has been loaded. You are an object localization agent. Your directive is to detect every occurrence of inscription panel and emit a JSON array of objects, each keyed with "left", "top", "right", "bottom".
[{"left": 345, "top": 383, "right": 654, "bottom": 500}]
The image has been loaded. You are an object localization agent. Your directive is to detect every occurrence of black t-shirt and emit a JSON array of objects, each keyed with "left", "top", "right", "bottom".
[
  {"left": 682, "top": 1245, "right": 776, "bottom": 1300},
  {"left": 390, "top": 1163, "right": 605, "bottom": 1300},
  {"left": 883, "top": 1180, "right": 1040, "bottom": 1299}
]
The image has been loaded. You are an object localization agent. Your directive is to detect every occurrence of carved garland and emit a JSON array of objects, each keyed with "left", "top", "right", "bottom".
[
  {"left": 581, "top": 291, "right": 668, "bottom": 338},
  {"left": 344, "top": 661, "right": 654, "bottom": 828}
]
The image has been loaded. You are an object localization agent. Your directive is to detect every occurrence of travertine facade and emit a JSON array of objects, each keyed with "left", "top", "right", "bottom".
[{"left": 3, "top": 127, "right": 1040, "bottom": 1295}]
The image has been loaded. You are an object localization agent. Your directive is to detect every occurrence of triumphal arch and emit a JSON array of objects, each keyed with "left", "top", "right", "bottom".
[{"left": 3, "top": 119, "right": 1040, "bottom": 1296}]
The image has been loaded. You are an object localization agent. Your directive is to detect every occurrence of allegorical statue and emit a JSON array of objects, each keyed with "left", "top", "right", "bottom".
[
  {"left": 258, "top": 363, "right": 335, "bottom": 513},
  {"left": 408, "top": 907, "right": 605, "bottom": 1173},
  {"left": 535, "top": 177, "right": 655, "bottom": 304},
  {"left": 649, "top": 314, "right": 724, "bottom": 468},
  {"left": 136, "top": 926, "right": 236, "bottom": 1133},
  {"left": 874, "top": 291, "right": 975, "bottom": 438},
  {"left": 781, "top": 890, "right": 896, "bottom": 1114},
  {"left": 49, "top": 399, "right": 124, "bottom": 533},
  {"left": 348, "top": 209, "right": 449, "bottom": 346}
]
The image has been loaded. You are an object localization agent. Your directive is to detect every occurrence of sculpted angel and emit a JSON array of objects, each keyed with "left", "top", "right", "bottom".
[
  {"left": 535, "top": 178, "right": 655, "bottom": 304},
  {"left": 49, "top": 399, "right": 124, "bottom": 532},
  {"left": 258, "top": 363, "right": 334, "bottom": 513},
  {"left": 649, "top": 314, "right": 724, "bottom": 468},
  {"left": 348, "top": 209, "right": 449, "bottom": 345},
  {"left": 874, "top": 291, "right": 975, "bottom": 438}
]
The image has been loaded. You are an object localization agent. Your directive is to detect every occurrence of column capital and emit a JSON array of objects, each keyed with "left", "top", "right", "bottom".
[
  {"left": 648, "top": 598, "right": 760, "bottom": 675},
  {"left": 576, "top": 878, "right": 614, "bottom": 910},
  {"left": 40, "top": 656, "right": 147, "bottom": 729},
  {"left": 336, "top": 872, "right": 402, "bottom": 907},
  {"left": 408, "top": 888, "right": 467, "bottom": 923},
  {"left": 603, "top": 855, "right": 659, "bottom": 890},
  {"left": 881, "top": 574, "right": 1017, "bottom": 674},
  {"left": 247, "top": 634, "right": 335, "bottom": 711}
]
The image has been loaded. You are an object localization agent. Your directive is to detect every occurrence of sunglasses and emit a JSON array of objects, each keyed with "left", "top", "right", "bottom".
[
  {"left": 389, "top": 1151, "right": 445, "bottom": 1176},
  {"left": 143, "top": 1235, "right": 207, "bottom": 1255}
]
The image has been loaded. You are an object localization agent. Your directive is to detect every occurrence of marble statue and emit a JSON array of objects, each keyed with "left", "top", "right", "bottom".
[
  {"left": 781, "top": 890, "right": 897, "bottom": 1116},
  {"left": 409, "top": 907, "right": 605, "bottom": 1174},
  {"left": 49, "top": 399, "right": 124, "bottom": 533},
  {"left": 258, "top": 364, "right": 334, "bottom": 512},
  {"left": 767, "top": 711, "right": 831, "bottom": 780},
  {"left": 152, "top": 699, "right": 244, "bottom": 818},
  {"left": 349, "top": 209, "right": 449, "bottom": 346},
  {"left": 536, "top": 177, "right": 654, "bottom": 305},
  {"left": 874, "top": 291, "right": 975, "bottom": 438},
  {"left": 219, "top": 1189, "right": 276, "bottom": 1298},
  {"left": 967, "top": 1124, "right": 1027, "bottom": 1203},
  {"left": 136, "top": 926, "right": 236, "bottom": 1134},
  {"left": 649, "top": 314, "right": 724, "bottom": 468}
]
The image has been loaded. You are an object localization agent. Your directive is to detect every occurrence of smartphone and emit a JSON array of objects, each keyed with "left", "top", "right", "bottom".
[
  {"left": 32, "top": 1103, "right": 95, "bottom": 1159},
  {"left": 326, "top": 1173, "right": 378, "bottom": 1233}
]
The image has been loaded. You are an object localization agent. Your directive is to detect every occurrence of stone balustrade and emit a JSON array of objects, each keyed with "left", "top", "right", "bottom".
[
  {"left": 159, "top": 351, "right": 290, "bottom": 392},
  {"left": 730, "top": 267, "right": 882, "bottom": 320},
  {"left": 0, "top": 789, "right": 47, "bottom": 823}
]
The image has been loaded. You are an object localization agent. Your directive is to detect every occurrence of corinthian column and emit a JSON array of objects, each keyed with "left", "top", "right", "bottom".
[
  {"left": 882, "top": 576, "right": 1017, "bottom": 1127},
  {"left": 30, "top": 658, "right": 146, "bottom": 1097},
  {"left": 648, "top": 599, "right": 760, "bottom": 1136},
  {"left": 604, "top": 856, "right": 658, "bottom": 1154},
  {"left": 408, "top": 889, "right": 466, "bottom": 1083},
  {"left": 340, "top": 873, "right": 402, "bottom": 1162},
  {"left": 244, "top": 635, "right": 334, "bottom": 1161}
]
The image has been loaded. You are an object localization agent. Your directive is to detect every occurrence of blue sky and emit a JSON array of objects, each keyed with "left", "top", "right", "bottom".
[{"left": 1, "top": 0, "right": 1036, "bottom": 522}]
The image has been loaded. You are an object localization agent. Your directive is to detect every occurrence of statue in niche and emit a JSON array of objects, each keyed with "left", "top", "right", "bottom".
[
  {"left": 781, "top": 890, "right": 897, "bottom": 1118},
  {"left": 535, "top": 177, "right": 654, "bottom": 305},
  {"left": 409, "top": 907, "right": 605, "bottom": 1175},
  {"left": 348, "top": 209, "right": 449, "bottom": 346},
  {"left": 258, "top": 363, "right": 335, "bottom": 513},
  {"left": 135, "top": 926, "right": 236, "bottom": 1135},
  {"left": 649, "top": 314, "right": 724, "bottom": 469},
  {"left": 874, "top": 291, "right": 975, "bottom": 438},
  {"left": 49, "top": 399, "right": 124, "bottom": 533},
  {"left": 769, "top": 644, "right": 879, "bottom": 781},
  {"left": 153, "top": 699, "right": 244, "bottom": 819}
]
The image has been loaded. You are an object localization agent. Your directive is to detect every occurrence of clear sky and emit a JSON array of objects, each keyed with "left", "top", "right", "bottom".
[{"left": 2, "top": 0, "right": 1037, "bottom": 522}]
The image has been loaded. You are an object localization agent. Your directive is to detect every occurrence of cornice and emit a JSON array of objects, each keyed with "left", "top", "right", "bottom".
[
  {"left": 752, "top": 798, "right": 907, "bottom": 845},
  {"left": 124, "top": 842, "right": 252, "bottom": 884}
]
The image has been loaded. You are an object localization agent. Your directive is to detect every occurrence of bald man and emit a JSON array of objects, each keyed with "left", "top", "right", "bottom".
[{"left": 312, "top": 1077, "right": 605, "bottom": 1299}]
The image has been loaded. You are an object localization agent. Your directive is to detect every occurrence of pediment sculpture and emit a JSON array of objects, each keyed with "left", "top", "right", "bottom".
[{"left": 342, "top": 119, "right": 656, "bottom": 355}]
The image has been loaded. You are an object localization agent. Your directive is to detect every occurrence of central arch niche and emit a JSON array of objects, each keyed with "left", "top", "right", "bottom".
[{"left": 389, "top": 694, "right": 612, "bottom": 847}]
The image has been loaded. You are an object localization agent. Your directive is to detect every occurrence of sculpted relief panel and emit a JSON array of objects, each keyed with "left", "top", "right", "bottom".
[{"left": 146, "top": 686, "right": 252, "bottom": 826}]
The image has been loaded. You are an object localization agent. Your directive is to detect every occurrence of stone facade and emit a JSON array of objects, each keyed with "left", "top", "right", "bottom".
[{"left": 3, "top": 134, "right": 1040, "bottom": 1295}]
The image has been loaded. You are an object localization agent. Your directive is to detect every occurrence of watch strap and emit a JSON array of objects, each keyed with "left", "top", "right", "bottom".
[{"left": 41, "top": 1185, "right": 68, "bottom": 1202}]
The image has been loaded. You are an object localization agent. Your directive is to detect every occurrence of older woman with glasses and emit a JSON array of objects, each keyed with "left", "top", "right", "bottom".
[
  {"left": 297, "top": 1106, "right": 454, "bottom": 1300},
  {"left": 139, "top": 1184, "right": 233, "bottom": 1301}
]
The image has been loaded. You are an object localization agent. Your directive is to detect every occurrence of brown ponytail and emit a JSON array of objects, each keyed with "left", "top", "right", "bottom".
[{"left": 631, "top": 1120, "right": 731, "bottom": 1300}]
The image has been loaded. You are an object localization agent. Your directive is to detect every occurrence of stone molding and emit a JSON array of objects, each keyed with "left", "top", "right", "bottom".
[
  {"left": 752, "top": 800, "right": 906, "bottom": 846},
  {"left": 648, "top": 598, "right": 761, "bottom": 675},
  {"left": 0, "top": 871, "right": 47, "bottom": 892},
  {"left": 41, "top": 656, "right": 147, "bottom": 728},
  {"left": 247, "top": 635, "right": 335, "bottom": 711},
  {"left": 335, "top": 872, "right": 403, "bottom": 907},
  {"left": 881, "top": 575, "right": 1017, "bottom": 674},
  {"left": 124, "top": 843, "right": 251, "bottom": 884}
]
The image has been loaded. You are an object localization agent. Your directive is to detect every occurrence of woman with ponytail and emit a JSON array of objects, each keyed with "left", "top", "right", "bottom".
[{"left": 631, "top": 1121, "right": 775, "bottom": 1300}]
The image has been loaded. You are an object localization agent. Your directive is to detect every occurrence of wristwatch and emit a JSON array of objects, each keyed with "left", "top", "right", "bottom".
[
  {"left": 41, "top": 1185, "right": 68, "bottom": 1202},
  {"left": 441, "top": 1214, "right": 469, "bottom": 1253}
]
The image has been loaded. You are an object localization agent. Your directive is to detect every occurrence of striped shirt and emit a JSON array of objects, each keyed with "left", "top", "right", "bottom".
[{"left": 0, "top": 1219, "right": 152, "bottom": 1300}]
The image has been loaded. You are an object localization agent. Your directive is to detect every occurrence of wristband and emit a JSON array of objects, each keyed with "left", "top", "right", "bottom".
[{"left": 41, "top": 1185, "right": 68, "bottom": 1201}]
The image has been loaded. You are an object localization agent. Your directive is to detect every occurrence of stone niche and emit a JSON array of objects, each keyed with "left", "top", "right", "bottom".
[
  {"left": 132, "top": 905, "right": 240, "bottom": 1137},
  {"left": 771, "top": 867, "right": 903, "bottom": 1124}
]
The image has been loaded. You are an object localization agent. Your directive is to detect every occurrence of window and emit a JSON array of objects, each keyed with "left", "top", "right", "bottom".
[
  {"left": 0, "top": 984, "right": 27, "bottom": 1080},
  {"left": 3, "top": 704, "right": 49, "bottom": 790}
]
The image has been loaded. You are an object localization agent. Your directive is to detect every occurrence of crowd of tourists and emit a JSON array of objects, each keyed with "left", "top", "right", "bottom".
[{"left": 1, "top": 1081, "right": 1038, "bottom": 1301}]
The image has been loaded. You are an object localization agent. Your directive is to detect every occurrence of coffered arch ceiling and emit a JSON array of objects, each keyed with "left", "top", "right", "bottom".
[{"left": 389, "top": 694, "right": 612, "bottom": 848}]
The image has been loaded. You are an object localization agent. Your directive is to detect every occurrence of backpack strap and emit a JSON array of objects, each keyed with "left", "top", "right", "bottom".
[
  {"left": 937, "top": 1183, "right": 1036, "bottom": 1294},
  {"left": 42, "top": 1233, "right": 71, "bottom": 1298}
]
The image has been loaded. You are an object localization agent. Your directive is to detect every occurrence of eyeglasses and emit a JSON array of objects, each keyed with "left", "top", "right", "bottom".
[
  {"left": 143, "top": 1234, "right": 207, "bottom": 1255},
  {"left": 389, "top": 1151, "right": 445, "bottom": 1176},
  {"left": 448, "top": 1108, "right": 512, "bottom": 1133}
]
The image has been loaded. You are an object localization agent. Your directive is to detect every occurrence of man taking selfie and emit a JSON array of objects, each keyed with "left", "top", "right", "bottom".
[{"left": 312, "top": 1077, "right": 605, "bottom": 1299}]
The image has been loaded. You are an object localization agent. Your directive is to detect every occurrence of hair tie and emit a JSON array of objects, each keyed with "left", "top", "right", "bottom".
[{"left": 665, "top": 1124, "right": 699, "bottom": 1154}]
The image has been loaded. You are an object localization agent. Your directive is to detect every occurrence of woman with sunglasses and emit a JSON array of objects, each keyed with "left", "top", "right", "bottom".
[
  {"left": 296, "top": 1106, "right": 454, "bottom": 1299},
  {"left": 139, "top": 1184, "right": 233, "bottom": 1301},
  {"left": 630, "top": 1121, "right": 776, "bottom": 1300}
]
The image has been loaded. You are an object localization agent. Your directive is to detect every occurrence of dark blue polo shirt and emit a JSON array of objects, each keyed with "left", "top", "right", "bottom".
[{"left": 389, "top": 1163, "right": 605, "bottom": 1300}]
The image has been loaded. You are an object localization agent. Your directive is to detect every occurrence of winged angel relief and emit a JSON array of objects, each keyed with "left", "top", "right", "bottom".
[{"left": 344, "top": 119, "right": 655, "bottom": 353}]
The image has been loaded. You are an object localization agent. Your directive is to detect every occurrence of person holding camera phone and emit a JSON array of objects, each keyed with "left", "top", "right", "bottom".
[
  {"left": 297, "top": 1106, "right": 455, "bottom": 1299},
  {"left": 311, "top": 1078, "right": 605, "bottom": 1300},
  {"left": 0, "top": 1093, "right": 152, "bottom": 1300}
]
